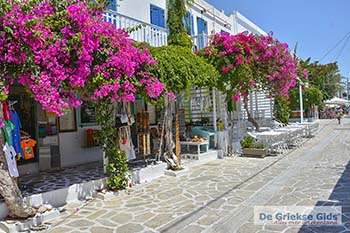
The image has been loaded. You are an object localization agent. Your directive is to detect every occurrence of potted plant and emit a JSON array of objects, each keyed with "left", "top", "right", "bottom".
[{"left": 240, "top": 135, "right": 267, "bottom": 158}]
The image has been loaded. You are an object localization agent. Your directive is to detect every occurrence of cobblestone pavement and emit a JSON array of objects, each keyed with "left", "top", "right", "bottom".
[{"left": 46, "top": 119, "right": 350, "bottom": 233}]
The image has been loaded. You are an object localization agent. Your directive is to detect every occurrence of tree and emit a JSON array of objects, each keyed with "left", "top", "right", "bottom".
[
  {"left": 288, "top": 86, "right": 323, "bottom": 112},
  {"left": 0, "top": 0, "right": 163, "bottom": 218},
  {"left": 274, "top": 95, "right": 290, "bottom": 124},
  {"left": 199, "top": 32, "right": 306, "bottom": 131},
  {"left": 147, "top": 45, "right": 218, "bottom": 170},
  {"left": 167, "top": 0, "right": 193, "bottom": 48},
  {"left": 146, "top": 0, "right": 217, "bottom": 170},
  {"left": 300, "top": 59, "right": 342, "bottom": 100}
]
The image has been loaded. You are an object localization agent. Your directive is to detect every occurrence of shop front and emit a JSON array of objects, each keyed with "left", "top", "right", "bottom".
[{"left": 5, "top": 86, "right": 103, "bottom": 178}]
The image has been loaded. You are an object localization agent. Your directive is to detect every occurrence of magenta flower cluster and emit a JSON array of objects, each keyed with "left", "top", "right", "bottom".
[
  {"left": 202, "top": 32, "right": 307, "bottom": 101},
  {"left": 0, "top": 0, "right": 164, "bottom": 116}
]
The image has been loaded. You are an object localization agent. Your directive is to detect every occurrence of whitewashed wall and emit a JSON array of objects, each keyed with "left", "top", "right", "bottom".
[
  {"left": 231, "top": 12, "right": 267, "bottom": 36},
  {"left": 188, "top": 0, "right": 233, "bottom": 35},
  {"left": 59, "top": 126, "right": 103, "bottom": 168},
  {"left": 118, "top": 0, "right": 166, "bottom": 23}
]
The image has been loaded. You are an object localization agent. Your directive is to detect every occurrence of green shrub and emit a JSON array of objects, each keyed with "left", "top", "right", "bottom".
[
  {"left": 240, "top": 135, "right": 264, "bottom": 149},
  {"left": 240, "top": 135, "right": 255, "bottom": 148}
]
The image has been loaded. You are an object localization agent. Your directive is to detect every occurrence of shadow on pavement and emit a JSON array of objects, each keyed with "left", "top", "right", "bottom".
[{"left": 298, "top": 161, "right": 350, "bottom": 233}]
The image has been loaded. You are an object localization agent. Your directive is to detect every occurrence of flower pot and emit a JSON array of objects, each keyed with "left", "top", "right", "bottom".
[{"left": 242, "top": 148, "right": 267, "bottom": 158}]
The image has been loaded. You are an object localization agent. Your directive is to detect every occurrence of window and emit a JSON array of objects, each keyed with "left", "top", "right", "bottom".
[
  {"left": 183, "top": 12, "right": 194, "bottom": 36},
  {"left": 108, "top": 0, "right": 117, "bottom": 11},
  {"left": 79, "top": 101, "right": 97, "bottom": 126},
  {"left": 197, "top": 17, "right": 208, "bottom": 34},
  {"left": 150, "top": 5, "right": 165, "bottom": 28},
  {"left": 197, "top": 17, "right": 208, "bottom": 49}
]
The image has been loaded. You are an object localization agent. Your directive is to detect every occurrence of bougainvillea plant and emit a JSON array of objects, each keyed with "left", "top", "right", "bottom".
[
  {"left": 0, "top": 0, "right": 163, "bottom": 115},
  {"left": 199, "top": 32, "right": 308, "bottom": 130},
  {"left": 0, "top": 0, "right": 164, "bottom": 218}
]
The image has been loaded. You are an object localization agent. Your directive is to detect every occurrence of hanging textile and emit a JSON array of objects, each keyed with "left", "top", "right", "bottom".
[
  {"left": 2, "top": 101, "right": 11, "bottom": 121},
  {"left": 10, "top": 109, "right": 24, "bottom": 158},
  {"left": 3, "top": 142, "right": 19, "bottom": 177},
  {"left": 119, "top": 126, "right": 136, "bottom": 160},
  {"left": 2, "top": 120, "right": 14, "bottom": 146},
  {"left": 21, "top": 138, "right": 37, "bottom": 160}
]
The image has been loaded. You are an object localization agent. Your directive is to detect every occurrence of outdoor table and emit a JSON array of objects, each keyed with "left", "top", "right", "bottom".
[
  {"left": 180, "top": 141, "right": 209, "bottom": 157},
  {"left": 298, "top": 122, "right": 319, "bottom": 137},
  {"left": 255, "top": 131, "right": 286, "bottom": 149}
]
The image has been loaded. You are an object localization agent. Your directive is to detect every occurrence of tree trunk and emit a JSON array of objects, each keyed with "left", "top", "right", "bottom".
[
  {"left": 243, "top": 95, "right": 260, "bottom": 131},
  {"left": 0, "top": 103, "right": 35, "bottom": 219},
  {"left": 175, "top": 111, "right": 181, "bottom": 164},
  {"left": 163, "top": 96, "right": 180, "bottom": 170}
]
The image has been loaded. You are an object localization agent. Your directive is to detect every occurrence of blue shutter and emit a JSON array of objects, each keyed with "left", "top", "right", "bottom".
[
  {"left": 197, "top": 18, "right": 207, "bottom": 49},
  {"left": 189, "top": 13, "right": 194, "bottom": 36},
  {"left": 109, "top": 0, "right": 117, "bottom": 11},
  {"left": 150, "top": 5, "right": 165, "bottom": 28},
  {"left": 197, "top": 18, "right": 207, "bottom": 34},
  {"left": 159, "top": 8, "right": 165, "bottom": 28}
]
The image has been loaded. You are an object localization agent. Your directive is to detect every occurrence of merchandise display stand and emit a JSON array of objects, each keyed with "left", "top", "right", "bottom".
[{"left": 137, "top": 111, "right": 151, "bottom": 160}]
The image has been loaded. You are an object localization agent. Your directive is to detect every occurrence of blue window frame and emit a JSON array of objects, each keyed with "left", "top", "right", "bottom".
[
  {"left": 150, "top": 5, "right": 165, "bottom": 28},
  {"left": 197, "top": 17, "right": 208, "bottom": 34},
  {"left": 108, "top": 0, "right": 117, "bottom": 11},
  {"left": 183, "top": 12, "right": 194, "bottom": 36},
  {"left": 197, "top": 17, "right": 208, "bottom": 49}
]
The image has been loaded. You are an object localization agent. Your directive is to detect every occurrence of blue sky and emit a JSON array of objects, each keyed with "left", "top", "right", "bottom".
[{"left": 206, "top": 0, "right": 350, "bottom": 78}]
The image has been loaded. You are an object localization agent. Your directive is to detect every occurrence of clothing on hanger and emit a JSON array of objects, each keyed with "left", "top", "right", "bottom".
[
  {"left": 21, "top": 138, "right": 37, "bottom": 160},
  {"left": 2, "top": 101, "right": 11, "bottom": 121},
  {"left": 10, "top": 108, "right": 24, "bottom": 159},
  {"left": 2, "top": 120, "right": 14, "bottom": 146},
  {"left": 119, "top": 126, "right": 136, "bottom": 160},
  {"left": 3, "top": 142, "right": 19, "bottom": 177}
]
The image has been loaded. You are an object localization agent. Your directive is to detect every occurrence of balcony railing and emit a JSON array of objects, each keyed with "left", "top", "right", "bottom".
[
  {"left": 192, "top": 33, "right": 210, "bottom": 50},
  {"left": 104, "top": 11, "right": 168, "bottom": 47}
]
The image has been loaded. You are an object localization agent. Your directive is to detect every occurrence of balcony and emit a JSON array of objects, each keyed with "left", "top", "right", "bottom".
[
  {"left": 104, "top": 11, "right": 168, "bottom": 47},
  {"left": 192, "top": 33, "right": 210, "bottom": 50}
]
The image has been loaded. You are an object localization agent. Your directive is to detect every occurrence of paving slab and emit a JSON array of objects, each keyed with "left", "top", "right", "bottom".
[{"left": 41, "top": 119, "right": 350, "bottom": 233}]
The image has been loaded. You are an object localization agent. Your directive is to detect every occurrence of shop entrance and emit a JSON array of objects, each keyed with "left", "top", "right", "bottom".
[{"left": 8, "top": 86, "right": 38, "bottom": 166}]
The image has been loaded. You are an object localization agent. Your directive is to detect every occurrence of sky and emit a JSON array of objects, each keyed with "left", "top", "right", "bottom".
[{"left": 206, "top": 0, "right": 350, "bottom": 79}]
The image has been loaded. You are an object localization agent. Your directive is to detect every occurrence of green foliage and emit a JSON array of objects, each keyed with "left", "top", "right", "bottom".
[
  {"left": 148, "top": 45, "right": 218, "bottom": 95},
  {"left": 167, "top": 0, "right": 192, "bottom": 48},
  {"left": 240, "top": 135, "right": 255, "bottom": 148},
  {"left": 95, "top": 99, "right": 129, "bottom": 190},
  {"left": 168, "top": 32, "right": 193, "bottom": 48},
  {"left": 240, "top": 135, "right": 264, "bottom": 149},
  {"left": 288, "top": 86, "right": 323, "bottom": 111},
  {"left": 274, "top": 95, "right": 290, "bottom": 124},
  {"left": 300, "top": 59, "right": 342, "bottom": 100}
]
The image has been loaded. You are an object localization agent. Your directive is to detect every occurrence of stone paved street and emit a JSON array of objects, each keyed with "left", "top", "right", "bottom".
[{"left": 45, "top": 119, "right": 350, "bottom": 233}]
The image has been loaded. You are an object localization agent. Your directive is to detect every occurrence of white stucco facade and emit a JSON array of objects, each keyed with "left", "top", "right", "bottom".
[
  {"left": 58, "top": 0, "right": 168, "bottom": 169},
  {"left": 117, "top": 0, "right": 166, "bottom": 24},
  {"left": 188, "top": 0, "right": 233, "bottom": 35},
  {"left": 58, "top": 0, "right": 272, "bottom": 169}
]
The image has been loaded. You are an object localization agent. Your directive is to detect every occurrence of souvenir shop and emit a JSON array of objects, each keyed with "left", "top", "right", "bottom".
[{"left": 2, "top": 86, "right": 39, "bottom": 179}]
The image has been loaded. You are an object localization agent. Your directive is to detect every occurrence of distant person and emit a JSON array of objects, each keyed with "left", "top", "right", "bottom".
[{"left": 336, "top": 108, "right": 343, "bottom": 124}]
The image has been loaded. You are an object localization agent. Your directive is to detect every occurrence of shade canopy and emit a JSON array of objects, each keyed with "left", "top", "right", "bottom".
[{"left": 324, "top": 97, "right": 350, "bottom": 105}]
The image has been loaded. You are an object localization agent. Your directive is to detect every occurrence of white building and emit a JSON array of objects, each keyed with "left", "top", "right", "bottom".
[
  {"left": 16, "top": 0, "right": 169, "bottom": 176},
  {"left": 185, "top": 1, "right": 274, "bottom": 152},
  {"left": 17, "top": 0, "right": 274, "bottom": 175}
]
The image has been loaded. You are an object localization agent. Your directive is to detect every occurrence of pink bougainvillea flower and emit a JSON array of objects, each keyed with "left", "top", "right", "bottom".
[
  {"left": 0, "top": 0, "right": 164, "bottom": 115},
  {"left": 200, "top": 31, "right": 302, "bottom": 100},
  {"left": 221, "top": 66, "right": 228, "bottom": 73},
  {"left": 232, "top": 94, "right": 240, "bottom": 102},
  {"left": 302, "top": 69, "right": 308, "bottom": 78},
  {"left": 166, "top": 91, "right": 176, "bottom": 100}
]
